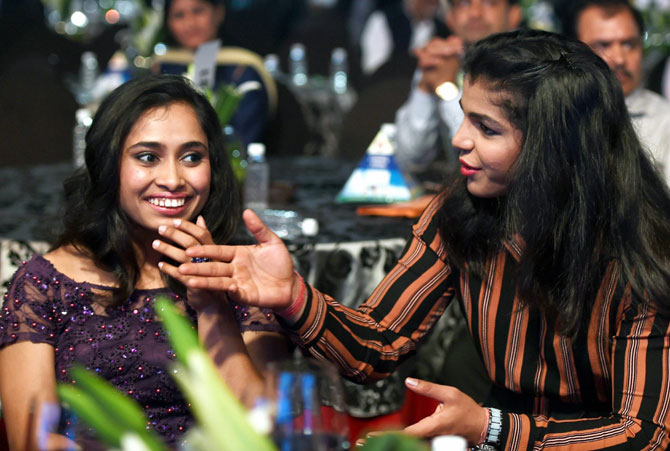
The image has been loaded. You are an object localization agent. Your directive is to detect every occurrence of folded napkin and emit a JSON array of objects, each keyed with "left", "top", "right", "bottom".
[{"left": 356, "top": 194, "right": 435, "bottom": 218}]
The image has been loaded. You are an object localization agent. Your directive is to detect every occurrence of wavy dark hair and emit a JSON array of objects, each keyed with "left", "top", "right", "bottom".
[
  {"left": 54, "top": 74, "right": 240, "bottom": 305},
  {"left": 438, "top": 29, "right": 670, "bottom": 336}
]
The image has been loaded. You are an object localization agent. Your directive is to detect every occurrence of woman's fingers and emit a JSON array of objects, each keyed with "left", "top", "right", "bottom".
[
  {"left": 403, "top": 413, "right": 443, "bottom": 438},
  {"left": 157, "top": 220, "right": 211, "bottom": 250},
  {"left": 178, "top": 261, "right": 234, "bottom": 277},
  {"left": 403, "top": 378, "right": 487, "bottom": 444},
  {"left": 172, "top": 217, "right": 213, "bottom": 245},
  {"left": 152, "top": 239, "right": 188, "bottom": 263},
  {"left": 242, "top": 209, "right": 280, "bottom": 245},
  {"left": 185, "top": 244, "right": 237, "bottom": 263},
  {"left": 158, "top": 260, "right": 237, "bottom": 291}
]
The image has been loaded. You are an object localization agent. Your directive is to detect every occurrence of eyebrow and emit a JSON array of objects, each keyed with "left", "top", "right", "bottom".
[
  {"left": 459, "top": 100, "right": 504, "bottom": 128},
  {"left": 126, "top": 141, "right": 208, "bottom": 151}
]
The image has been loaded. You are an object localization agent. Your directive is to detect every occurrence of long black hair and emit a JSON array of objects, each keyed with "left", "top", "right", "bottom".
[
  {"left": 438, "top": 29, "right": 670, "bottom": 336},
  {"left": 54, "top": 74, "right": 240, "bottom": 305}
]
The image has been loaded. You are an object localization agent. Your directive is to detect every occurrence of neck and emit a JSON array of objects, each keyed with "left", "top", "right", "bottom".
[{"left": 130, "top": 227, "right": 167, "bottom": 290}]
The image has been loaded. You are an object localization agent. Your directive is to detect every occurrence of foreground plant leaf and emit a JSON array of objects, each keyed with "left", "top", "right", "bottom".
[
  {"left": 360, "top": 433, "right": 430, "bottom": 451},
  {"left": 154, "top": 297, "right": 276, "bottom": 451}
]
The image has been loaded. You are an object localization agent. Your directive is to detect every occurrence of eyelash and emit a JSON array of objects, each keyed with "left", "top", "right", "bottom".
[
  {"left": 183, "top": 152, "right": 203, "bottom": 163},
  {"left": 134, "top": 152, "right": 205, "bottom": 164},
  {"left": 478, "top": 123, "right": 498, "bottom": 136},
  {"left": 136, "top": 152, "right": 157, "bottom": 163}
]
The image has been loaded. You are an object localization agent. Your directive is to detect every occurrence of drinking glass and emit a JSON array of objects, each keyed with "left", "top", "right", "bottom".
[{"left": 264, "top": 358, "right": 350, "bottom": 451}]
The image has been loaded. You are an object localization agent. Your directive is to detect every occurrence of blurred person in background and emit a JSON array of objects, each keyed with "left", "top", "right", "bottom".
[
  {"left": 158, "top": 0, "right": 270, "bottom": 148},
  {"left": 563, "top": 0, "right": 670, "bottom": 185},
  {"left": 393, "top": 0, "right": 522, "bottom": 174},
  {"left": 359, "top": 0, "right": 450, "bottom": 75}
]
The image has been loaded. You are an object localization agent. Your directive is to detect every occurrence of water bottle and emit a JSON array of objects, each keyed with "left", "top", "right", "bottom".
[
  {"left": 78, "top": 51, "right": 99, "bottom": 105},
  {"left": 264, "top": 53, "right": 281, "bottom": 77},
  {"left": 264, "top": 53, "right": 288, "bottom": 85},
  {"left": 244, "top": 142, "right": 269, "bottom": 212},
  {"left": 431, "top": 435, "right": 467, "bottom": 451},
  {"left": 289, "top": 43, "right": 308, "bottom": 87},
  {"left": 329, "top": 48, "right": 348, "bottom": 94},
  {"left": 260, "top": 209, "right": 319, "bottom": 241},
  {"left": 73, "top": 108, "right": 93, "bottom": 167}
]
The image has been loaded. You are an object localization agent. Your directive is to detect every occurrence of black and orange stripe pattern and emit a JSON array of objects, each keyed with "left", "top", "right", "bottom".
[{"left": 282, "top": 198, "right": 670, "bottom": 449}]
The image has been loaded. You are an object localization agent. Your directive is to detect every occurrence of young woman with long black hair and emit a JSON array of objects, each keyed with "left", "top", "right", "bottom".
[
  {"left": 159, "top": 30, "right": 670, "bottom": 449},
  {"left": 0, "top": 74, "right": 287, "bottom": 449}
]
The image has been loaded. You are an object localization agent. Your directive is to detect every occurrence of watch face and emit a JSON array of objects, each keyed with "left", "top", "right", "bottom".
[{"left": 436, "top": 81, "right": 459, "bottom": 102}]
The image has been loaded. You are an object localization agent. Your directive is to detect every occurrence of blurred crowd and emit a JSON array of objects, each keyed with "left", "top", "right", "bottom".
[{"left": 0, "top": 0, "right": 669, "bottom": 169}]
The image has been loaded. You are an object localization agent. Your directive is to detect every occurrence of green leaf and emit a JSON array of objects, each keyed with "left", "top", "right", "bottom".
[
  {"left": 154, "top": 298, "right": 277, "bottom": 451},
  {"left": 57, "top": 384, "right": 125, "bottom": 447},
  {"left": 154, "top": 297, "right": 201, "bottom": 360},
  {"left": 69, "top": 365, "right": 148, "bottom": 432},
  {"left": 212, "top": 84, "right": 242, "bottom": 127},
  {"left": 59, "top": 367, "right": 166, "bottom": 451},
  {"left": 360, "top": 433, "right": 430, "bottom": 451}
]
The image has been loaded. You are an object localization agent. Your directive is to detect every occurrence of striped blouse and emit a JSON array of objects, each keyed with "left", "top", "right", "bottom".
[{"left": 283, "top": 197, "right": 670, "bottom": 450}]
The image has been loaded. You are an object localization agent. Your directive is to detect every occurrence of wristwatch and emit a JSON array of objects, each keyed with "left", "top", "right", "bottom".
[
  {"left": 485, "top": 407, "right": 502, "bottom": 448},
  {"left": 435, "top": 81, "right": 459, "bottom": 102}
]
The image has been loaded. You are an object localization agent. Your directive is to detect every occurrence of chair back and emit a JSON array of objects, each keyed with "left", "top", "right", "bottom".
[{"left": 153, "top": 46, "right": 278, "bottom": 116}]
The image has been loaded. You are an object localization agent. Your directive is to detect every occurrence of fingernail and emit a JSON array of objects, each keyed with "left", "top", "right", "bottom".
[
  {"left": 405, "top": 377, "right": 418, "bottom": 387},
  {"left": 173, "top": 219, "right": 181, "bottom": 226},
  {"left": 158, "top": 225, "right": 166, "bottom": 234},
  {"left": 152, "top": 240, "right": 160, "bottom": 248},
  {"left": 158, "top": 262, "right": 163, "bottom": 269}
]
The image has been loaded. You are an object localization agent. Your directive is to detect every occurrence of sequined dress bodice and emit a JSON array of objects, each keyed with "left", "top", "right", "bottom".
[{"left": 0, "top": 255, "right": 279, "bottom": 446}]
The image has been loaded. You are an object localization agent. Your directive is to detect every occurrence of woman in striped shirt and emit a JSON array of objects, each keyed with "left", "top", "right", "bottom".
[{"left": 159, "top": 30, "right": 670, "bottom": 449}]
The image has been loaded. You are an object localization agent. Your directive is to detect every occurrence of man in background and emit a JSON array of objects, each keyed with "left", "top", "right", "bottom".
[
  {"left": 393, "top": 0, "right": 522, "bottom": 173},
  {"left": 359, "top": 0, "right": 449, "bottom": 75},
  {"left": 564, "top": 0, "right": 670, "bottom": 184}
]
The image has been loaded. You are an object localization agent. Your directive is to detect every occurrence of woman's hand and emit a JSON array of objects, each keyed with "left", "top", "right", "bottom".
[
  {"left": 159, "top": 209, "right": 298, "bottom": 310},
  {"left": 403, "top": 378, "right": 488, "bottom": 446},
  {"left": 153, "top": 215, "right": 224, "bottom": 312}
]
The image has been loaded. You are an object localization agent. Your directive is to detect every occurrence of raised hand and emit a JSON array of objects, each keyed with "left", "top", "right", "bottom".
[
  {"left": 160, "top": 209, "right": 299, "bottom": 311},
  {"left": 403, "top": 378, "right": 488, "bottom": 446}
]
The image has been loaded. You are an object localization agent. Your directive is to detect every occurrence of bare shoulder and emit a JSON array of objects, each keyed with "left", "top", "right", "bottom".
[{"left": 43, "top": 245, "right": 117, "bottom": 287}]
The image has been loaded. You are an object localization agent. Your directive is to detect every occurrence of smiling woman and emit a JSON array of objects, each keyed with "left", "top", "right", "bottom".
[
  {"left": 119, "top": 102, "right": 211, "bottom": 231},
  {"left": 0, "top": 75, "right": 289, "bottom": 450},
  {"left": 452, "top": 79, "right": 523, "bottom": 198}
]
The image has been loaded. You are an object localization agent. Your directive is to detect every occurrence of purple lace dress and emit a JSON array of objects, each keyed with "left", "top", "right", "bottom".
[{"left": 0, "top": 255, "right": 280, "bottom": 448}]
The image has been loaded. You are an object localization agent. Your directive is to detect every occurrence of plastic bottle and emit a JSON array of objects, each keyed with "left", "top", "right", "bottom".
[
  {"left": 330, "top": 47, "right": 348, "bottom": 95},
  {"left": 244, "top": 142, "right": 269, "bottom": 212},
  {"left": 431, "top": 435, "right": 467, "bottom": 451},
  {"left": 78, "top": 51, "right": 99, "bottom": 105},
  {"left": 260, "top": 209, "right": 319, "bottom": 241},
  {"left": 289, "top": 43, "right": 308, "bottom": 87},
  {"left": 264, "top": 53, "right": 281, "bottom": 77},
  {"left": 72, "top": 108, "right": 93, "bottom": 167}
]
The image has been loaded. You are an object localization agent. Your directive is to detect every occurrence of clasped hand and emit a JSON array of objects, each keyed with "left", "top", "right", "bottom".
[
  {"left": 155, "top": 209, "right": 299, "bottom": 311},
  {"left": 416, "top": 35, "right": 464, "bottom": 92}
]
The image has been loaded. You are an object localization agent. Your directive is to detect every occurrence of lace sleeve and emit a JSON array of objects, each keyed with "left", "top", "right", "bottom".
[
  {"left": 230, "top": 301, "right": 282, "bottom": 333},
  {"left": 0, "top": 257, "right": 62, "bottom": 348}
]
